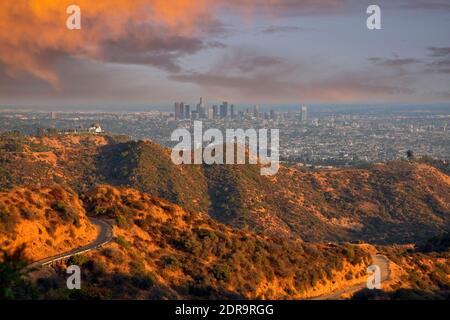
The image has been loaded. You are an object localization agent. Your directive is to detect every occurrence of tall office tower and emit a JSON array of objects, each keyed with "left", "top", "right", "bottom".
[
  {"left": 270, "top": 110, "right": 275, "bottom": 119},
  {"left": 300, "top": 105, "right": 308, "bottom": 123},
  {"left": 254, "top": 104, "right": 260, "bottom": 118},
  {"left": 174, "top": 102, "right": 181, "bottom": 119},
  {"left": 175, "top": 102, "right": 185, "bottom": 119},
  {"left": 207, "top": 107, "right": 214, "bottom": 120},
  {"left": 230, "top": 104, "right": 235, "bottom": 118},
  {"left": 196, "top": 97, "right": 200, "bottom": 113},
  {"left": 212, "top": 105, "right": 218, "bottom": 119},
  {"left": 184, "top": 105, "right": 191, "bottom": 119},
  {"left": 180, "top": 102, "right": 185, "bottom": 119},
  {"left": 50, "top": 112, "right": 57, "bottom": 120},
  {"left": 220, "top": 101, "right": 228, "bottom": 118},
  {"left": 197, "top": 97, "right": 206, "bottom": 118}
]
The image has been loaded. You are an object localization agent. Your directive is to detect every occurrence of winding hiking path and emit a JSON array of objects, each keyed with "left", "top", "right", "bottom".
[
  {"left": 27, "top": 217, "right": 113, "bottom": 269},
  {"left": 310, "top": 254, "right": 391, "bottom": 300}
]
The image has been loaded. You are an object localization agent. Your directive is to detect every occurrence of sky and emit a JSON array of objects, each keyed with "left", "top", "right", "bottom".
[{"left": 0, "top": 0, "right": 450, "bottom": 108}]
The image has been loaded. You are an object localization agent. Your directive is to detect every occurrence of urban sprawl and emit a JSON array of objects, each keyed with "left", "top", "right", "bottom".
[{"left": 0, "top": 100, "right": 448, "bottom": 167}]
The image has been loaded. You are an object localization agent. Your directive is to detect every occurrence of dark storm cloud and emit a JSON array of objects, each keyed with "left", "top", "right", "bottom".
[{"left": 97, "top": 27, "right": 208, "bottom": 73}]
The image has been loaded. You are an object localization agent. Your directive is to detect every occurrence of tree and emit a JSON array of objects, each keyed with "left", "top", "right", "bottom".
[
  {"left": 0, "top": 245, "right": 31, "bottom": 299},
  {"left": 406, "top": 150, "right": 414, "bottom": 160}
]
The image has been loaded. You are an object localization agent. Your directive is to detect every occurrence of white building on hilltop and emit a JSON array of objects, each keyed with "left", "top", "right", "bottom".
[{"left": 88, "top": 123, "right": 104, "bottom": 134}]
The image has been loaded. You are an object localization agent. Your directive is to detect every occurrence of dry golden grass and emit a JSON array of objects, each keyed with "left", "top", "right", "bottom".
[{"left": 0, "top": 185, "right": 97, "bottom": 262}]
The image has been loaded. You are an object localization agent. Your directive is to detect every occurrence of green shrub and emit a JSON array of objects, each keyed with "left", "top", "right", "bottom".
[
  {"left": 211, "top": 264, "right": 231, "bottom": 282},
  {"left": 195, "top": 228, "right": 217, "bottom": 240},
  {"left": 20, "top": 208, "right": 36, "bottom": 220},
  {"left": 116, "top": 214, "right": 128, "bottom": 227},
  {"left": 0, "top": 207, "right": 18, "bottom": 233},
  {"left": 115, "top": 236, "right": 131, "bottom": 250},
  {"left": 160, "top": 255, "right": 181, "bottom": 270},
  {"left": 68, "top": 254, "right": 89, "bottom": 266},
  {"left": 51, "top": 201, "right": 81, "bottom": 227},
  {"left": 131, "top": 273, "right": 156, "bottom": 290},
  {"left": 52, "top": 201, "right": 67, "bottom": 213}
]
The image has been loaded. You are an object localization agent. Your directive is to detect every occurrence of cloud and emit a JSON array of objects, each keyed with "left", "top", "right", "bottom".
[
  {"left": 0, "top": 57, "right": 186, "bottom": 106},
  {"left": 211, "top": 50, "right": 290, "bottom": 74},
  {"left": 0, "top": 0, "right": 228, "bottom": 87},
  {"left": 1, "top": 0, "right": 439, "bottom": 88},
  {"left": 169, "top": 50, "right": 414, "bottom": 103},
  {"left": 368, "top": 57, "right": 422, "bottom": 67},
  {"left": 427, "top": 47, "right": 450, "bottom": 74},
  {"left": 1, "top": 0, "right": 448, "bottom": 105},
  {"left": 396, "top": 0, "right": 450, "bottom": 11},
  {"left": 223, "top": 0, "right": 348, "bottom": 16},
  {"left": 260, "top": 25, "right": 305, "bottom": 34},
  {"left": 96, "top": 25, "right": 214, "bottom": 73},
  {"left": 428, "top": 47, "right": 450, "bottom": 57},
  {"left": 170, "top": 71, "right": 414, "bottom": 103}
]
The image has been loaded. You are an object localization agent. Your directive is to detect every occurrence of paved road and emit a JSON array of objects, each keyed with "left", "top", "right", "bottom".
[
  {"left": 310, "top": 254, "right": 390, "bottom": 300},
  {"left": 27, "top": 217, "right": 113, "bottom": 270}
]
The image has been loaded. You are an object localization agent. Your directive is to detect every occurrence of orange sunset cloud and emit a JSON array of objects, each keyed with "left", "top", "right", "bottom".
[{"left": 0, "top": 0, "right": 220, "bottom": 86}]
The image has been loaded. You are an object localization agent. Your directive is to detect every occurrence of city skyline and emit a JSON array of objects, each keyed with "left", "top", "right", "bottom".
[{"left": 0, "top": 1, "right": 450, "bottom": 107}]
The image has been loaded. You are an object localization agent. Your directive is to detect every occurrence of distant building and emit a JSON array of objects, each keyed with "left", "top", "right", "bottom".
[
  {"left": 88, "top": 123, "right": 104, "bottom": 134},
  {"left": 254, "top": 105, "right": 260, "bottom": 118},
  {"left": 300, "top": 105, "right": 308, "bottom": 123},
  {"left": 220, "top": 101, "right": 228, "bottom": 118},
  {"left": 174, "top": 102, "right": 184, "bottom": 119},
  {"left": 191, "top": 111, "right": 199, "bottom": 119},
  {"left": 197, "top": 97, "right": 206, "bottom": 118},
  {"left": 212, "top": 105, "right": 218, "bottom": 119},
  {"left": 270, "top": 110, "right": 275, "bottom": 119},
  {"left": 50, "top": 112, "right": 57, "bottom": 120},
  {"left": 207, "top": 107, "right": 214, "bottom": 120},
  {"left": 230, "top": 104, "right": 235, "bottom": 118},
  {"left": 184, "top": 105, "right": 191, "bottom": 119}
]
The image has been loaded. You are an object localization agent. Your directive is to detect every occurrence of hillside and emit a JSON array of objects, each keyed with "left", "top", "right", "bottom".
[
  {"left": 1, "top": 184, "right": 371, "bottom": 299},
  {"left": 0, "top": 185, "right": 97, "bottom": 262},
  {"left": 0, "top": 132, "right": 449, "bottom": 244},
  {"left": 0, "top": 132, "right": 449, "bottom": 300},
  {"left": 352, "top": 233, "right": 450, "bottom": 300}
]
